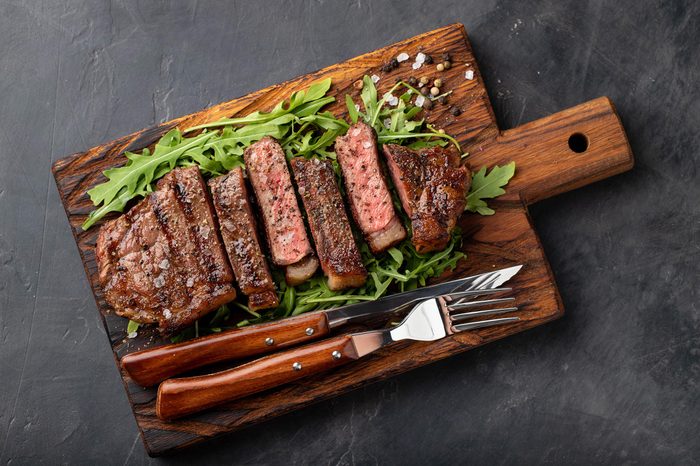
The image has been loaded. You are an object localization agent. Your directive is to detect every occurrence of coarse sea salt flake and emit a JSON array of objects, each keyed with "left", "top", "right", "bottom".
[
  {"left": 388, "top": 96, "right": 399, "bottom": 106},
  {"left": 384, "top": 118, "right": 392, "bottom": 128},
  {"left": 362, "top": 140, "right": 372, "bottom": 149},
  {"left": 412, "top": 62, "right": 422, "bottom": 70},
  {"left": 397, "top": 52, "right": 409, "bottom": 62},
  {"left": 163, "top": 309, "right": 172, "bottom": 320},
  {"left": 186, "top": 277, "right": 194, "bottom": 287},
  {"left": 159, "top": 259, "right": 170, "bottom": 270},
  {"left": 465, "top": 70, "right": 474, "bottom": 80},
  {"left": 415, "top": 95, "right": 426, "bottom": 107},
  {"left": 153, "top": 275, "right": 165, "bottom": 288},
  {"left": 416, "top": 52, "right": 426, "bottom": 64},
  {"left": 354, "top": 103, "right": 360, "bottom": 111},
  {"left": 371, "top": 74, "right": 380, "bottom": 84},
  {"left": 383, "top": 92, "right": 393, "bottom": 101},
  {"left": 127, "top": 331, "right": 137, "bottom": 339}
]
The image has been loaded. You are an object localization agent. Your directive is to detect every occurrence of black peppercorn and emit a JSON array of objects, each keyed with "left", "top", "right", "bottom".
[
  {"left": 420, "top": 86, "right": 430, "bottom": 95},
  {"left": 423, "top": 99, "right": 433, "bottom": 110},
  {"left": 451, "top": 106, "right": 462, "bottom": 116},
  {"left": 408, "top": 76, "right": 417, "bottom": 86},
  {"left": 390, "top": 57, "right": 399, "bottom": 68},
  {"left": 441, "top": 52, "right": 451, "bottom": 61},
  {"left": 424, "top": 54, "right": 433, "bottom": 64},
  {"left": 438, "top": 96, "right": 448, "bottom": 105}
]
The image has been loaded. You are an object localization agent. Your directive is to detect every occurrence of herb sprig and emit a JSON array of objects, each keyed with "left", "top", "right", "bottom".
[{"left": 83, "top": 79, "right": 344, "bottom": 229}]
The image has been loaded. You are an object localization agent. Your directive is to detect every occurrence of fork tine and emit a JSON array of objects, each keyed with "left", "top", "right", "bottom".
[
  {"left": 447, "top": 296, "right": 515, "bottom": 310},
  {"left": 450, "top": 306, "right": 519, "bottom": 322},
  {"left": 453, "top": 316, "right": 520, "bottom": 332}
]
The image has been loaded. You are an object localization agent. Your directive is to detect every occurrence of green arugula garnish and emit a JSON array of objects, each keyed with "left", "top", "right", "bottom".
[
  {"left": 346, "top": 75, "right": 462, "bottom": 152},
  {"left": 126, "top": 320, "right": 140, "bottom": 335},
  {"left": 466, "top": 162, "right": 516, "bottom": 215},
  {"left": 83, "top": 79, "right": 343, "bottom": 230}
]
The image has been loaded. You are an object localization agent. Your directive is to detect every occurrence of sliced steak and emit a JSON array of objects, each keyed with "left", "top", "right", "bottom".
[
  {"left": 334, "top": 122, "right": 406, "bottom": 253},
  {"left": 95, "top": 167, "right": 237, "bottom": 333},
  {"left": 383, "top": 144, "right": 471, "bottom": 253},
  {"left": 209, "top": 168, "right": 279, "bottom": 311},
  {"left": 243, "top": 137, "right": 318, "bottom": 285},
  {"left": 291, "top": 157, "right": 368, "bottom": 290}
]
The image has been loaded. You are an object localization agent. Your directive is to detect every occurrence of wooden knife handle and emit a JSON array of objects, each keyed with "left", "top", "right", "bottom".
[
  {"left": 156, "top": 334, "right": 359, "bottom": 420},
  {"left": 467, "top": 96, "right": 634, "bottom": 205},
  {"left": 121, "top": 312, "right": 330, "bottom": 387}
]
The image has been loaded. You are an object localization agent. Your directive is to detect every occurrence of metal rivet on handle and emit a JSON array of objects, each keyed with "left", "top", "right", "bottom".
[
  {"left": 332, "top": 350, "right": 342, "bottom": 360},
  {"left": 305, "top": 327, "right": 314, "bottom": 336},
  {"left": 292, "top": 362, "right": 302, "bottom": 371},
  {"left": 265, "top": 337, "right": 274, "bottom": 346}
]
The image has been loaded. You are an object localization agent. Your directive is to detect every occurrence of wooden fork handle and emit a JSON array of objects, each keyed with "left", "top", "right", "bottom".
[
  {"left": 156, "top": 335, "right": 359, "bottom": 420},
  {"left": 121, "top": 312, "right": 331, "bottom": 387}
]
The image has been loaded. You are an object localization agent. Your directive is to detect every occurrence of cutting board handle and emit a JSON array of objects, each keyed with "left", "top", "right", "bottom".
[{"left": 468, "top": 96, "right": 634, "bottom": 205}]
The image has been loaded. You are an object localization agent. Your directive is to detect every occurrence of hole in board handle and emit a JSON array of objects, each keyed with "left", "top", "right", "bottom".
[{"left": 568, "top": 133, "right": 589, "bottom": 153}]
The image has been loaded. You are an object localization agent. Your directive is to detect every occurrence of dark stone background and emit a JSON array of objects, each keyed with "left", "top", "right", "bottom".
[{"left": 1, "top": 0, "right": 698, "bottom": 464}]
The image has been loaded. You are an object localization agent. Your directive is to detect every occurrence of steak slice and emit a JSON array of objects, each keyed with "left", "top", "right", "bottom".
[
  {"left": 291, "top": 157, "right": 368, "bottom": 290},
  {"left": 243, "top": 137, "right": 318, "bottom": 285},
  {"left": 383, "top": 144, "right": 471, "bottom": 253},
  {"left": 209, "top": 168, "right": 279, "bottom": 311},
  {"left": 95, "top": 167, "right": 237, "bottom": 334},
  {"left": 334, "top": 122, "right": 406, "bottom": 253}
]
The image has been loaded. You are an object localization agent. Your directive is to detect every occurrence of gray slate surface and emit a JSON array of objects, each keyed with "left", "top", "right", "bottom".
[{"left": 1, "top": 0, "right": 698, "bottom": 464}]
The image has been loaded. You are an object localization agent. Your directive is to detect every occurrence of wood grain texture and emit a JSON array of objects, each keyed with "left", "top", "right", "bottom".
[
  {"left": 157, "top": 335, "right": 358, "bottom": 421},
  {"left": 51, "top": 24, "right": 633, "bottom": 456},
  {"left": 121, "top": 312, "right": 331, "bottom": 387}
]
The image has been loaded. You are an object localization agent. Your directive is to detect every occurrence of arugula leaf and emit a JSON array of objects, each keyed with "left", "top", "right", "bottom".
[
  {"left": 83, "top": 79, "right": 339, "bottom": 230},
  {"left": 126, "top": 320, "right": 140, "bottom": 334},
  {"left": 466, "top": 162, "right": 516, "bottom": 215},
  {"left": 346, "top": 75, "right": 461, "bottom": 152}
]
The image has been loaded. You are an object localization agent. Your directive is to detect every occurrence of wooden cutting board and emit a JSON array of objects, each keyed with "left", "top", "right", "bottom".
[{"left": 52, "top": 23, "right": 633, "bottom": 456}]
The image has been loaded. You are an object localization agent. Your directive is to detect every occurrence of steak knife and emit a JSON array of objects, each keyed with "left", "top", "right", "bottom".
[{"left": 122, "top": 265, "right": 522, "bottom": 386}]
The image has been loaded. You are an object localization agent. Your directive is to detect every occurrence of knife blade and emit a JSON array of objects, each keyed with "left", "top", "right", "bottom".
[
  {"left": 121, "top": 265, "right": 523, "bottom": 387},
  {"left": 324, "top": 265, "right": 523, "bottom": 327}
]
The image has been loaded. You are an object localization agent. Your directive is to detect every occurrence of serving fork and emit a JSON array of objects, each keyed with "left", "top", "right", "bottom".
[{"left": 156, "top": 288, "right": 520, "bottom": 420}]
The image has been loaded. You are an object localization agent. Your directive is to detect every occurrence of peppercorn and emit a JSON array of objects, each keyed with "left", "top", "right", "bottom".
[
  {"left": 451, "top": 106, "right": 462, "bottom": 116},
  {"left": 433, "top": 78, "right": 443, "bottom": 88},
  {"left": 436, "top": 63, "right": 445, "bottom": 72},
  {"left": 441, "top": 52, "right": 451, "bottom": 61},
  {"left": 408, "top": 76, "right": 417, "bottom": 86},
  {"left": 422, "top": 99, "right": 433, "bottom": 110},
  {"left": 353, "top": 80, "right": 363, "bottom": 90},
  {"left": 438, "top": 95, "right": 448, "bottom": 105},
  {"left": 390, "top": 57, "right": 399, "bottom": 68},
  {"left": 443, "top": 60, "right": 452, "bottom": 70},
  {"left": 430, "top": 86, "right": 440, "bottom": 96},
  {"left": 424, "top": 54, "right": 433, "bottom": 64},
  {"left": 419, "top": 76, "right": 429, "bottom": 85},
  {"left": 420, "top": 86, "right": 430, "bottom": 95}
]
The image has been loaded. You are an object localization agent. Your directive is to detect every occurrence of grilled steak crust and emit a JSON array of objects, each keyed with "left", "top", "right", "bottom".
[
  {"left": 243, "top": 137, "right": 318, "bottom": 284},
  {"left": 209, "top": 168, "right": 279, "bottom": 311},
  {"left": 291, "top": 157, "right": 368, "bottom": 290},
  {"left": 335, "top": 123, "right": 407, "bottom": 253},
  {"left": 383, "top": 144, "right": 470, "bottom": 253},
  {"left": 95, "top": 167, "right": 237, "bottom": 334}
]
